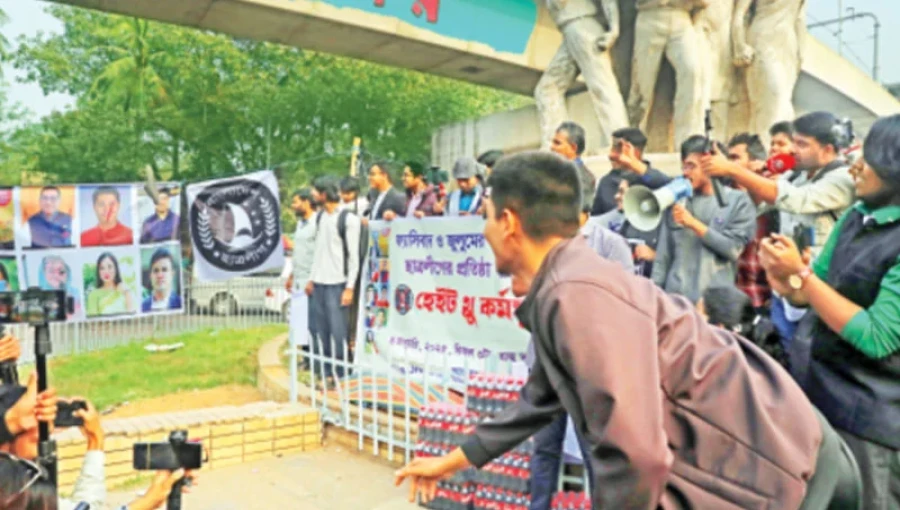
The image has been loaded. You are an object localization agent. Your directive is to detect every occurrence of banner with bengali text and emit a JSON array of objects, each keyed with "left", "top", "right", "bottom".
[{"left": 356, "top": 217, "right": 529, "bottom": 388}]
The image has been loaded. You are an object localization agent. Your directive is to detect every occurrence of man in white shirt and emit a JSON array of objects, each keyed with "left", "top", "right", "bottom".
[
  {"left": 286, "top": 188, "right": 317, "bottom": 372},
  {"left": 307, "top": 177, "right": 361, "bottom": 385}
]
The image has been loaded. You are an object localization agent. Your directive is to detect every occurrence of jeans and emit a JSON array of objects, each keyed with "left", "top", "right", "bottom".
[
  {"left": 529, "top": 414, "right": 594, "bottom": 510},
  {"left": 838, "top": 430, "right": 900, "bottom": 509},
  {"left": 311, "top": 283, "right": 349, "bottom": 379},
  {"left": 800, "top": 409, "right": 862, "bottom": 510}
]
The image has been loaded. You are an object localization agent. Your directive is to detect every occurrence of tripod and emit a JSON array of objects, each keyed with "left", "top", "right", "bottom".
[{"left": 34, "top": 321, "right": 57, "bottom": 487}]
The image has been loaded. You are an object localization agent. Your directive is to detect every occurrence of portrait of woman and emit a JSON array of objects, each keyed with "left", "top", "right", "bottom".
[
  {"left": 86, "top": 252, "right": 134, "bottom": 317},
  {"left": 38, "top": 255, "right": 81, "bottom": 318}
]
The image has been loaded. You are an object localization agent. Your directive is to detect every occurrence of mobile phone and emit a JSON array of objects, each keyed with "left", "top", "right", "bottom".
[
  {"left": 793, "top": 225, "right": 815, "bottom": 254},
  {"left": 55, "top": 400, "right": 87, "bottom": 428},
  {"left": 133, "top": 441, "right": 203, "bottom": 470}
]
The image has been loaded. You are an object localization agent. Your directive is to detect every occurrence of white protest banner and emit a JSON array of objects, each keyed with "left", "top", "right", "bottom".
[
  {"left": 187, "top": 170, "right": 284, "bottom": 282},
  {"left": 356, "top": 217, "right": 529, "bottom": 387}
]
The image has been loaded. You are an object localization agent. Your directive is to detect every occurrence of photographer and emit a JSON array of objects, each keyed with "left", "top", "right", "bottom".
[{"left": 760, "top": 114, "right": 900, "bottom": 509}]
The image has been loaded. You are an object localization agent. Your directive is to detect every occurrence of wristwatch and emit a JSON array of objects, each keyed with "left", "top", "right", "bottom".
[{"left": 788, "top": 267, "right": 813, "bottom": 291}]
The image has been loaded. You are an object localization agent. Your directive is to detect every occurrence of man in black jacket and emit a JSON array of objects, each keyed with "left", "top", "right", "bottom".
[
  {"left": 364, "top": 161, "right": 406, "bottom": 224},
  {"left": 591, "top": 127, "right": 671, "bottom": 215}
]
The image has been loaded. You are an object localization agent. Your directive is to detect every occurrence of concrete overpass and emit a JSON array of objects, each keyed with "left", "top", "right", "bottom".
[{"left": 54, "top": 0, "right": 900, "bottom": 167}]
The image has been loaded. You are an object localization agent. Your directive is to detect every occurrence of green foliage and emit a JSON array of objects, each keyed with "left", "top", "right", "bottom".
[
  {"left": 30, "top": 325, "right": 287, "bottom": 410},
  {"left": 5, "top": 5, "right": 529, "bottom": 191}
]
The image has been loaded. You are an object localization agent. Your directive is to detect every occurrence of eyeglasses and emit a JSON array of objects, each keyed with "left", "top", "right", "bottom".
[{"left": 0, "top": 452, "right": 47, "bottom": 504}]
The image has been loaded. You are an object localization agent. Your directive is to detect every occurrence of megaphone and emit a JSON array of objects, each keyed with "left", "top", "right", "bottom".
[
  {"left": 623, "top": 177, "right": 693, "bottom": 232},
  {"left": 766, "top": 153, "right": 795, "bottom": 176}
]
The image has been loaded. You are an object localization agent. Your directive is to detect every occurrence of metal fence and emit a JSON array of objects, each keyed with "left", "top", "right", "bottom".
[
  {"left": 10, "top": 279, "right": 287, "bottom": 364},
  {"left": 294, "top": 334, "right": 589, "bottom": 490}
]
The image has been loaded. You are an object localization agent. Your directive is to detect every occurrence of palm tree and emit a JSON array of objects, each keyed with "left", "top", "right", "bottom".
[
  {"left": 89, "top": 17, "right": 169, "bottom": 176},
  {"left": 90, "top": 18, "right": 169, "bottom": 112}
]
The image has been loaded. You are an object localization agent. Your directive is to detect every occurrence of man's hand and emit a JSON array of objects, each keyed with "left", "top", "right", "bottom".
[
  {"left": 341, "top": 288, "right": 354, "bottom": 307},
  {"left": 0, "top": 334, "right": 21, "bottom": 363},
  {"left": 595, "top": 31, "right": 618, "bottom": 52},
  {"left": 285, "top": 275, "right": 293, "bottom": 293},
  {"left": 634, "top": 244, "right": 656, "bottom": 262},
  {"left": 414, "top": 211, "right": 425, "bottom": 219},
  {"left": 394, "top": 450, "right": 470, "bottom": 504},
  {"left": 671, "top": 204, "right": 696, "bottom": 228},
  {"left": 72, "top": 399, "right": 103, "bottom": 450},
  {"left": 610, "top": 140, "right": 648, "bottom": 175},
  {"left": 383, "top": 210, "right": 397, "bottom": 221},
  {"left": 361, "top": 217, "right": 370, "bottom": 227},
  {"left": 759, "top": 234, "right": 806, "bottom": 280},
  {"left": 305, "top": 281, "right": 314, "bottom": 297},
  {"left": 699, "top": 148, "right": 734, "bottom": 178},
  {"left": 127, "top": 469, "right": 196, "bottom": 510},
  {"left": 733, "top": 43, "right": 755, "bottom": 68},
  {"left": 4, "top": 372, "right": 57, "bottom": 436},
  {"left": 433, "top": 200, "right": 445, "bottom": 215}
]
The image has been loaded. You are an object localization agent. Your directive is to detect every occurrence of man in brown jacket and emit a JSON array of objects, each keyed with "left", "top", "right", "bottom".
[{"left": 395, "top": 152, "right": 860, "bottom": 509}]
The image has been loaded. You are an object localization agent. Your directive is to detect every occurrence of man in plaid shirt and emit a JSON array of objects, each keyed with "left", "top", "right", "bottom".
[{"left": 727, "top": 133, "right": 777, "bottom": 313}]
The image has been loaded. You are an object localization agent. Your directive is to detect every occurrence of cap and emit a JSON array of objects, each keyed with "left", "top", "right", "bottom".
[{"left": 452, "top": 157, "right": 484, "bottom": 180}]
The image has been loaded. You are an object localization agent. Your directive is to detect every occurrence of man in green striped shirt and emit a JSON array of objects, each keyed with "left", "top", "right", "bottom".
[{"left": 760, "top": 114, "right": 900, "bottom": 509}]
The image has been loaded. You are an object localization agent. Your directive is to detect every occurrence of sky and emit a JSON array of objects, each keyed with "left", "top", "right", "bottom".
[{"left": 1, "top": 0, "right": 897, "bottom": 121}]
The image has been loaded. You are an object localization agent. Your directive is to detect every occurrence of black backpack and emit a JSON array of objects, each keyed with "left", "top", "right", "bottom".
[{"left": 315, "top": 209, "right": 369, "bottom": 281}]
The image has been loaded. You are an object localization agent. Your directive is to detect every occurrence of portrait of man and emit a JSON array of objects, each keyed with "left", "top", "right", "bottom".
[
  {"left": 24, "top": 186, "right": 75, "bottom": 249},
  {"left": 141, "top": 246, "right": 183, "bottom": 312},
  {"left": 375, "top": 308, "right": 388, "bottom": 328},
  {"left": 378, "top": 284, "right": 390, "bottom": 306},
  {"left": 365, "top": 284, "right": 377, "bottom": 307},
  {"left": 395, "top": 285, "right": 412, "bottom": 316},
  {"left": 81, "top": 186, "right": 134, "bottom": 247},
  {"left": 140, "top": 186, "right": 181, "bottom": 244}
]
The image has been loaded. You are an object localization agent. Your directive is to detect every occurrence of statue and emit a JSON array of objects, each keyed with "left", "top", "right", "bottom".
[
  {"left": 696, "top": 0, "right": 737, "bottom": 140},
  {"left": 732, "top": 0, "right": 807, "bottom": 140},
  {"left": 535, "top": 0, "right": 629, "bottom": 149},
  {"left": 627, "top": 0, "right": 707, "bottom": 148}
]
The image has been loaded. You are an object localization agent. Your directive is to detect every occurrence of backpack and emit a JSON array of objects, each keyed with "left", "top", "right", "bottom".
[{"left": 315, "top": 209, "right": 368, "bottom": 280}]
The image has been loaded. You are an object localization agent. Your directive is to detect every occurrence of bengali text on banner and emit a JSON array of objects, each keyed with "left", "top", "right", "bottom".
[{"left": 355, "top": 217, "right": 529, "bottom": 387}]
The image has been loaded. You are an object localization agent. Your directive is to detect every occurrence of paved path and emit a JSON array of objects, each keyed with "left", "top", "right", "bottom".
[{"left": 107, "top": 445, "right": 421, "bottom": 510}]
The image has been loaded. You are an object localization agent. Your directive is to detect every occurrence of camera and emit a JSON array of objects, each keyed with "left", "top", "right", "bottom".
[
  {"left": 133, "top": 430, "right": 204, "bottom": 471},
  {"left": 55, "top": 400, "right": 88, "bottom": 428},
  {"left": 0, "top": 289, "right": 70, "bottom": 325}
]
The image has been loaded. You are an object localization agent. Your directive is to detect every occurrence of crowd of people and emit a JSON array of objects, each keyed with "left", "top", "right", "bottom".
[
  {"left": 389, "top": 112, "right": 900, "bottom": 510},
  {"left": 280, "top": 109, "right": 899, "bottom": 509},
  {"left": 1, "top": 108, "right": 897, "bottom": 509}
]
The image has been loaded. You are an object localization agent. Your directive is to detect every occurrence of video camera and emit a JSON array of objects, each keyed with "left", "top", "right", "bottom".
[
  {"left": 134, "top": 430, "right": 205, "bottom": 510},
  {"left": 0, "top": 288, "right": 72, "bottom": 491}
]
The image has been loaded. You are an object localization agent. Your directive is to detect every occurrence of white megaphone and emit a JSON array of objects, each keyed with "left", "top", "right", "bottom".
[{"left": 623, "top": 177, "right": 693, "bottom": 232}]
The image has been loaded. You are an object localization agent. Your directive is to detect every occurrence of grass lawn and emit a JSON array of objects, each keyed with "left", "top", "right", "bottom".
[{"left": 23, "top": 325, "right": 287, "bottom": 411}]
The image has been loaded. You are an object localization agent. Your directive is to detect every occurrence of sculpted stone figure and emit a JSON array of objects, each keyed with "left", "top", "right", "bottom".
[
  {"left": 535, "top": 0, "right": 629, "bottom": 149},
  {"left": 628, "top": 0, "right": 707, "bottom": 148},
  {"left": 695, "top": 0, "right": 736, "bottom": 139},
  {"left": 732, "top": 0, "right": 806, "bottom": 139}
]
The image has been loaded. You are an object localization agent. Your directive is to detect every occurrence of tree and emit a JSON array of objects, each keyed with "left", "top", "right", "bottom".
[{"left": 9, "top": 5, "right": 530, "bottom": 186}]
